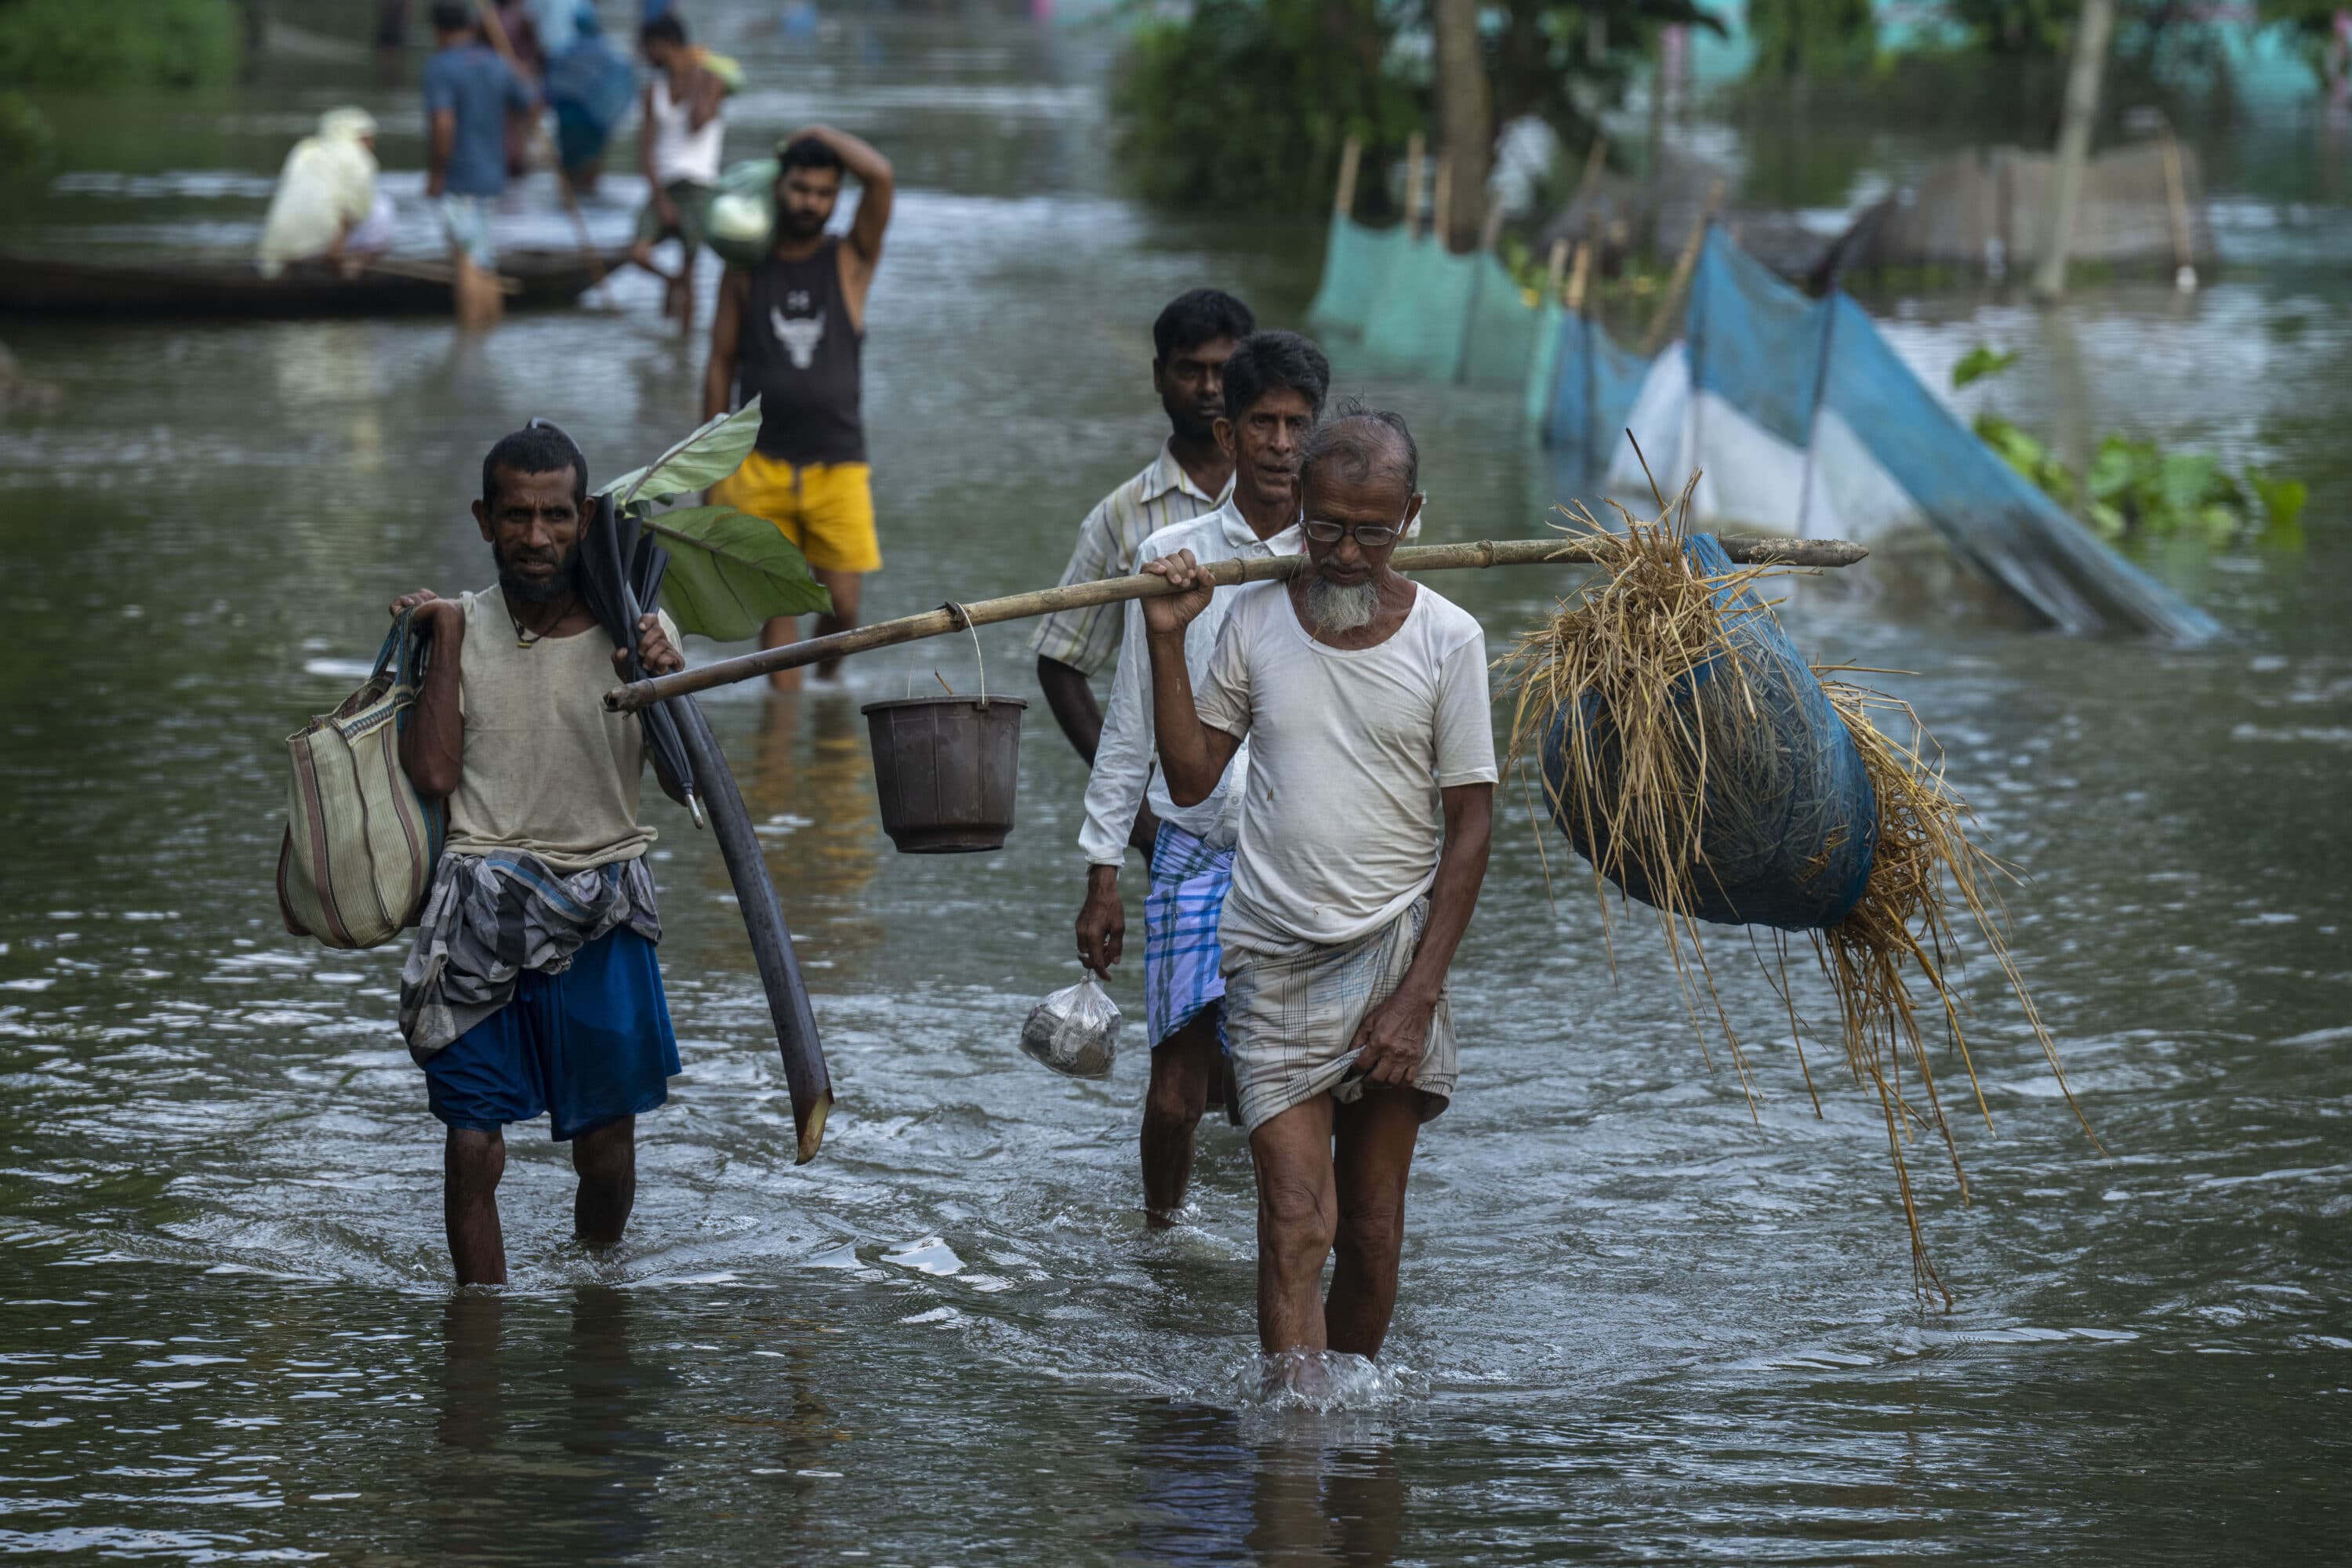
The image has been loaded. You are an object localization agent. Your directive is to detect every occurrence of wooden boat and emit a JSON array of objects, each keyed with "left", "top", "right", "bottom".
[{"left": 0, "top": 248, "right": 631, "bottom": 320}]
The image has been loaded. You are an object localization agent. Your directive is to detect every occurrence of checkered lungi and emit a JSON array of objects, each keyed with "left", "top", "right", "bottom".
[
  {"left": 1143, "top": 822, "right": 1232, "bottom": 1054},
  {"left": 1221, "top": 896, "right": 1457, "bottom": 1135}
]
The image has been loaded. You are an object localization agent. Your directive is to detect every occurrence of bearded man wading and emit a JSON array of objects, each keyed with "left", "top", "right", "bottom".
[
  {"left": 703, "top": 126, "right": 895, "bottom": 688},
  {"left": 1074, "top": 330, "right": 1324, "bottom": 1226},
  {"left": 390, "top": 426, "right": 688, "bottom": 1286},
  {"left": 1033, "top": 288, "right": 1255, "bottom": 779},
  {"left": 1142, "top": 407, "right": 1496, "bottom": 1362}
]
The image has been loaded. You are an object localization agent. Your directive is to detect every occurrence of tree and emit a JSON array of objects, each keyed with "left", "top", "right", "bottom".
[{"left": 1432, "top": 0, "right": 1492, "bottom": 247}]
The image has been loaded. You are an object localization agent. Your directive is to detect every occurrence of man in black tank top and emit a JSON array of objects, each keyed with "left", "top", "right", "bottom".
[{"left": 704, "top": 125, "right": 895, "bottom": 688}]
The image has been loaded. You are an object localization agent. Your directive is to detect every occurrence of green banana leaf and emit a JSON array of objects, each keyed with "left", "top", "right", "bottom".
[
  {"left": 600, "top": 401, "right": 766, "bottom": 510},
  {"left": 645, "top": 505, "right": 834, "bottom": 642}
]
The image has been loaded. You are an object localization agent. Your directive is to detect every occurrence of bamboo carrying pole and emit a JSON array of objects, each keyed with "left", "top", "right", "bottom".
[{"left": 606, "top": 535, "right": 1871, "bottom": 712}]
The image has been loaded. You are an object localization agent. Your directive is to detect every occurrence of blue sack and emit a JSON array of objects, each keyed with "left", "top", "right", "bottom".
[{"left": 1541, "top": 533, "right": 1877, "bottom": 931}]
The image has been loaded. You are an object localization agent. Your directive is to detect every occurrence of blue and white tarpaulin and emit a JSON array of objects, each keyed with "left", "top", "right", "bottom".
[{"left": 1305, "top": 214, "right": 2218, "bottom": 644}]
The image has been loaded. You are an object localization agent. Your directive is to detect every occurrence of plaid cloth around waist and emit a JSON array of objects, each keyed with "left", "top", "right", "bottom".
[
  {"left": 1143, "top": 822, "right": 1232, "bottom": 1053},
  {"left": 1221, "top": 897, "right": 1457, "bottom": 1135},
  {"left": 397, "top": 851, "right": 660, "bottom": 1062}
]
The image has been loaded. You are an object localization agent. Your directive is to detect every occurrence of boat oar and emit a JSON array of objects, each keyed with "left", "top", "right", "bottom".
[
  {"left": 606, "top": 533, "right": 1870, "bottom": 713},
  {"left": 473, "top": 0, "right": 615, "bottom": 307}
]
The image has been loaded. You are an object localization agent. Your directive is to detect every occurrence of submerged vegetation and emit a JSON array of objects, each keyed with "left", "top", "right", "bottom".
[
  {"left": 1957, "top": 346, "right": 2308, "bottom": 546},
  {"left": 0, "top": 0, "right": 238, "bottom": 90}
]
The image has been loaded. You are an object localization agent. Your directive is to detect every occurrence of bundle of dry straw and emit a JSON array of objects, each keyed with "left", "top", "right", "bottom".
[{"left": 1500, "top": 477, "right": 2095, "bottom": 1303}]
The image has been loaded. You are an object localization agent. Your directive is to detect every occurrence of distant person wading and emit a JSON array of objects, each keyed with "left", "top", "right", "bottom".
[
  {"left": 630, "top": 11, "right": 728, "bottom": 328},
  {"left": 702, "top": 127, "right": 896, "bottom": 688},
  {"left": 423, "top": 2, "right": 539, "bottom": 328}
]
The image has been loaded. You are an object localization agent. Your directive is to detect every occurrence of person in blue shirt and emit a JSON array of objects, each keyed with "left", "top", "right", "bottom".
[{"left": 423, "top": 3, "right": 537, "bottom": 326}]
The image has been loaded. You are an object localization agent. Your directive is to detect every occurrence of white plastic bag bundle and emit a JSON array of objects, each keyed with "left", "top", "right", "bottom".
[
  {"left": 1020, "top": 975, "right": 1120, "bottom": 1079},
  {"left": 705, "top": 158, "right": 779, "bottom": 269}
]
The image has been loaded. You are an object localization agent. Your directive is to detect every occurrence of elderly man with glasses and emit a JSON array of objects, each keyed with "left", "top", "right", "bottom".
[
  {"left": 1075, "top": 329, "right": 1323, "bottom": 1227},
  {"left": 1138, "top": 401, "right": 1497, "bottom": 1376}
]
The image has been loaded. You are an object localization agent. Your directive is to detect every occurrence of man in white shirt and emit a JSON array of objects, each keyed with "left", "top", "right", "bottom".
[
  {"left": 1033, "top": 289, "right": 1255, "bottom": 789},
  {"left": 1139, "top": 405, "right": 1497, "bottom": 1365},
  {"left": 1073, "top": 332, "right": 1327, "bottom": 1226}
]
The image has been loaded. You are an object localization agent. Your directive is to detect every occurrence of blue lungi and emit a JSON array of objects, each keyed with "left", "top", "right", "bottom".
[{"left": 1144, "top": 823, "right": 1233, "bottom": 1054}]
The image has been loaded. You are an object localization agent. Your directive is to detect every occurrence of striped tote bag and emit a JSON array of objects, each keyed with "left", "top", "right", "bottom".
[{"left": 275, "top": 610, "right": 445, "bottom": 949}]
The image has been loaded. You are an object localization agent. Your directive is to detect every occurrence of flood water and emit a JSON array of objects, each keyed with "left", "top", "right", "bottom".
[{"left": 1, "top": 6, "right": 2347, "bottom": 1563}]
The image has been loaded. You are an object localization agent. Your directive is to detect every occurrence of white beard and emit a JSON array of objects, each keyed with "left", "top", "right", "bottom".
[{"left": 1305, "top": 575, "right": 1380, "bottom": 633}]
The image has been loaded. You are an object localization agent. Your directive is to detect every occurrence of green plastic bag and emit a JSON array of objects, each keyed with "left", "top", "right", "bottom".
[{"left": 706, "top": 158, "right": 777, "bottom": 269}]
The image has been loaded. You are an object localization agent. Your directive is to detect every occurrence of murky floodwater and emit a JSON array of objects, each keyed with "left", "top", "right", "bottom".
[{"left": 0, "top": 6, "right": 2346, "bottom": 1562}]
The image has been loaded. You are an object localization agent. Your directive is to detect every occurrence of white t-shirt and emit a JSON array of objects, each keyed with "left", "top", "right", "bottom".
[{"left": 1195, "top": 579, "right": 1498, "bottom": 954}]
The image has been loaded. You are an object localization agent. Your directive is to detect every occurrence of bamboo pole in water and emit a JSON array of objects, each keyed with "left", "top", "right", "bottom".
[
  {"left": 1332, "top": 136, "right": 1362, "bottom": 217},
  {"left": 605, "top": 534, "right": 1871, "bottom": 713}
]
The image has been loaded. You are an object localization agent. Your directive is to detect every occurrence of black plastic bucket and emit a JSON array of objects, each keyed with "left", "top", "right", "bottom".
[{"left": 859, "top": 695, "right": 1028, "bottom": 854}]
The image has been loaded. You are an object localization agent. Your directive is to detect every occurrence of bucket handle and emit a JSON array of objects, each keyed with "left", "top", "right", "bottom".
[{"left": 938, "top": 601, "right": 987, "bottom": 706}]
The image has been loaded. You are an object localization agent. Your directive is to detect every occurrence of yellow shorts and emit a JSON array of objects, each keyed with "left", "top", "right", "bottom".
[{"left": 710, "top": 452, "right": 882, "bottom": 575}]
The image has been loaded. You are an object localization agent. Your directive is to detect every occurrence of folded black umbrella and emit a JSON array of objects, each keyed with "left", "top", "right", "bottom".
[{"left": 554, "top": 424, "right": 833, "bottom": 1163}]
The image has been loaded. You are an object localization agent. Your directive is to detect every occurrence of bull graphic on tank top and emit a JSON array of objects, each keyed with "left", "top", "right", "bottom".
[
  {"left": 770, "top": 292, "right": 826, "bottom": 370},
  {"left": 736, "top": 236, "right": 867, "bottom": 466}
]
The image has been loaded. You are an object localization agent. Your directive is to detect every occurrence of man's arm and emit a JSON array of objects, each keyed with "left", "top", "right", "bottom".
[
  {"left": 1038, "top": 657, "right": 1104, "bottom": 764},
  {"left": 688, "top": 64, "right": 725, "bottom": 131},
  {"left": 1139, "top": 551, "right": 1241, "bottom": 808},
  {"left": 1031, "top": 493, "right": 1124, "bottom": 760},
  {"left": 702, "top": 268, "right": 746, "bottom": 423},
  {"left": 393, "top": 592, "right": 465, "bottom": 798},
  {"left": 1349, "top": 782, "right": 1494, "bottom": 1086},
  {"left": 503, "top": 54, "right": 539, "bottom": 112},
  {"left": 638, "top": 83, "right": 673, "bottom": 223},
  {"left": 1072, "top": 599, "right": 1166, "bottom": 975},
  {"left": 426, "top": 107, "right": 455, "bottom": 197}
]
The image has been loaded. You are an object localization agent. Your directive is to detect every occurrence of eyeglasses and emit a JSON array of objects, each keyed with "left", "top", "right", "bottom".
[{"left": 1301, "top": 521, "right": 1400, "bottom": 547}]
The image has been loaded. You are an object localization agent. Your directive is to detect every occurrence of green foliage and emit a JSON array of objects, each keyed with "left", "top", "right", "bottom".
[
  {"left": 1958, "top": 348, "right": 2305, "bottom": 549},
  {"left": 1745, "top": 0, "right": 1878, "bottom": 77},
  {"left": 1950, "top": 344, "right": 2018, "bottom": 389},
  {"left": 597, "top": 402, "right": 831, "bottom": 641},
  {"left": 1943, "top": 0, "right": 2078, "bottom": 57},
  {"left": 0, "top": 0, "right": 238, "bottom": 89},
  {"left": 643, "top": 506, "right": 832, "bottom": 642},
  {"left": 1109, "top": 0, "right": 1421, "bottom": 215},
  {"left": 1483, "top": 1, "right": 1726, "bottom": 129},
  {"left": 1109, "top": 0, "right": 1722, "bottom": 215},
  {"left": 601, "top": 404, "right": 768, "bottom": 510},
  {"left": 0, "top": 89, "right": 50, "bottom": 168}
]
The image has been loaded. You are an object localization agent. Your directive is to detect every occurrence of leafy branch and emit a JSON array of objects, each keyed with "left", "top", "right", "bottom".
[{"left": 597, "top": 399, "right": 834, "bottom": 641}]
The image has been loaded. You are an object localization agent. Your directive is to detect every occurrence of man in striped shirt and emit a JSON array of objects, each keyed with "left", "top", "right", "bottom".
[{"left": 1033, "top": 289, "right": 1254, "bottom": 855}]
